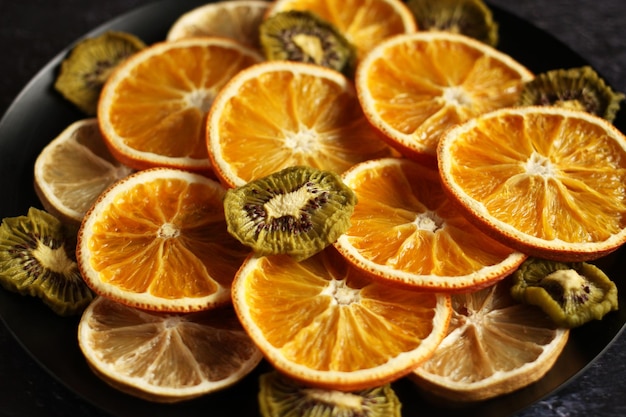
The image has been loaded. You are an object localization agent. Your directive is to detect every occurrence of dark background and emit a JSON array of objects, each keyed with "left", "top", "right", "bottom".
[{"left": 0, "top": 1, "right": 625, "bottom": 416}]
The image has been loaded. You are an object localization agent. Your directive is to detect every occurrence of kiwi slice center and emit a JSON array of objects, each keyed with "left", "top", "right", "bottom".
[
  {"left": 33, "top": 242, "right": 76, "bottom": 275},
  {"left": 301, "top": 388, "right": 365, "bottom": 409},
  {"left": 264, "top": 186, "right": 318, "bottom": 221},
  {"left": 292, "top": 34, "right": 325, "bottom": 65},
  {"left": 542, "top": 269, "right": 591, "bottom": 304}
]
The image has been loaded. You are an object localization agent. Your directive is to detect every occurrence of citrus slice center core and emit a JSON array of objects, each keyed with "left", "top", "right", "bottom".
[
  {"left": 525, "top": 152, "right": 556, "bottom": 177},
  {"left": 442, "top": 86, "right": 473, "bottom": 107},
  {"left": 157, "top": 223, "right": 180, "bottom": 239},
  {"left": 185, "top": 89, "right": 215, "bottom": 113},
  {"left": 284, "top": 127, "right": 319, "bottom": 153},
  {"left": 321, "top": 278, "right": 361, "bottom": 306}
]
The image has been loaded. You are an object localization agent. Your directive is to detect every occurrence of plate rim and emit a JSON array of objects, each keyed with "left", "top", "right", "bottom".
[{"left": 0, "top": 1, "right": 625, "bottom": 416}]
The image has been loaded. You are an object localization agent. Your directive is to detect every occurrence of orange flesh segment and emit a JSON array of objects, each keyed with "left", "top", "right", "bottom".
[
  {"left": 107, "top": 45, "right": 259, "bottom": 159},
  {"left": 87, "top": 177, "right": 243, "bottom": 299},
  {"left": 215, "top": 69, "right": 391, "bottom": 180},
  {"left": 366, "top": 39, "right": 528, "bottom": 149},
  {"left": 344, "top": 161, "right": 517, "bottom": 276},
  {"left": 243, "top": 253, "right": 440, "bottom": 371},
  {"left": 448, "top": 112, "right": 626, "bottom": 243}
]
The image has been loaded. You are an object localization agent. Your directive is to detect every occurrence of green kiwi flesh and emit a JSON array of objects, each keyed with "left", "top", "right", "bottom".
[
  {"left": 510, "top": 257, "right": 618, "bottom": 328},
  {"left": 258, "top": 371, "right": 402, "bottom": 417},
  {"left": 407, "top": 0, "right": 498, "bottom": 46},
  {"left": 223, "top": 166, "right": 357, "bottom": 261},
  {"left": 0, "top": 207, "right": 94, "bottom": 316},
  {"left": 260, "top": 10, "right": 357, "bottom": 76},
  {"left": 54, "top": 31, "right": 146, "bottom": 115},
  {"left": 517, "top": 66, "right": 625, "bottom": 122}
]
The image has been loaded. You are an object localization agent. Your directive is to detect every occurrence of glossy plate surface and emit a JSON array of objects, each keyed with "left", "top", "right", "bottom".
[{"left": 0, "top": 1, "right": 625, "bottom": 416}]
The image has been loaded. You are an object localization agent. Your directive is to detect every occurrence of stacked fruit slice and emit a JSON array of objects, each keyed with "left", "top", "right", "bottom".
[
  {"left": 97, "top": 36, "right": 264, "bottom": 173},
  {"left": 437, "top": 106, "right": 626, "bottom": 261},
  {"left": 2, "top": 0, "right": 623, "bottom": 412},
  {"left": 266, "top": 0, "right": 417, "bottom": 60}
]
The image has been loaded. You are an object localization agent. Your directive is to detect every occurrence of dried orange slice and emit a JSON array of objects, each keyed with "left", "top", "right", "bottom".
[
  {"left": 206, "top": 60, "right": 398, "bottom": 187},
  {"left": 334, "top": 158, "right": 526, "bottom": 291},
  {"left": 34, "top": 118, "right": 133, "bottom": 226},
  {"left": 231, "top": 247, "right": 452, "bottom": 391},
  {"left": 166, "top": 0, "right": 270, "bottom": 51},
  {"left": 410, "top": 277, "right": 569, "bottom": 402},
  {"left": 267, "top": 0, "right": 417, "bottom": 60},
  {"left": 76, "top": 167, "right": 250, "bottom": 312},
  {"left": 98, "top": 37, "right": 263, "bottom": 173},
  {"left": 78, "top": 296, "right": 263, "bottom": 402},
  {"left": 355, "top": 31, "right": 533, "bottom": 164},
  {"left": 438, "top": 106, "right": 626, "bottom": 261}
]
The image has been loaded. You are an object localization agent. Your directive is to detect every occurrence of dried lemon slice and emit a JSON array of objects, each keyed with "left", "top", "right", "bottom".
[
  {"left": 411, "top": 277, "right": 569, "bottom": 402},
  {"left": 166, "top": 0, "right": 270, "bottom": 50},
  {"left": 34, "top": 118, "right": 133, "bottom": 227},
  {"left": 78, "top": 296, "right": 263, "bottom": 402}
]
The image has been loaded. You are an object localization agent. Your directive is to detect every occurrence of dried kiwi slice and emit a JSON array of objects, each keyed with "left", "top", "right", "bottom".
[
  {"left": 0, "top": 207, "right": 94, "bottom": 316},
  {"left": 510, "top": 257, "right": 618, "bottom": 328},
  {"left": 260, "top": 10, "right": 357, "bottom": 76},
  {"left": 517, "top": 66, "right": 625, "bottom": 122},
  {"left": 223, "top": 166, "right": 357, "bottom": 261},
  {"left": 54, "top": 31, "right": 146, "bottom": 115},
  {"left": 258, "top": 371, "right": 402, "bottom": 417},
  {"left": 406, "top": 0, "right": 498, "bottom": 46}
]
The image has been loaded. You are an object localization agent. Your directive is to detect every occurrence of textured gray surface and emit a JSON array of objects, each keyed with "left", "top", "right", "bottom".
[
  {"left": 489, "top": 0, "right": 626, "bottom": 93},
  {"left": 0, "top": 1, "right": 625, "bottom": 416}
]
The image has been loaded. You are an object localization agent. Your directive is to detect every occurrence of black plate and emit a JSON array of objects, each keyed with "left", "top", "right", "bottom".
[{"left": 0, "top": 1, "right": 625, "bottom": 416}]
